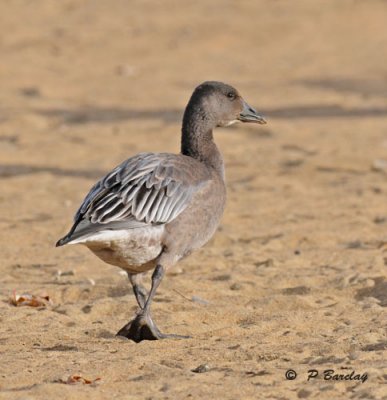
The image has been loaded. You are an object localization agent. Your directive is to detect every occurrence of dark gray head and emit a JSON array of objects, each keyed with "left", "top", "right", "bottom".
[
  {"left": 181, "top": 81, "right": 267, "bottom": 171},
  {"left": 184, "top": 81, "right": 266, "bottom": 129}
]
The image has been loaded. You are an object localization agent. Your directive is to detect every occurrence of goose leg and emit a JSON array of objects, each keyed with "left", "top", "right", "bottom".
[
  {"left": 128, "top": 273, "right": 147, "bottom": 309},
  {"left": 116, "top": 265, "right": 189, "bottom": 342}
]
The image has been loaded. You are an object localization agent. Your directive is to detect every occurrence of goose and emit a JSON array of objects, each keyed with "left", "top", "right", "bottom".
[{"left": 56, "top": 81, "right": 266, "bottom": 342}]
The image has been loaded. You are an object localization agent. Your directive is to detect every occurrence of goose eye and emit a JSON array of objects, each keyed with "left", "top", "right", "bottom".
[{"left": 227, "top": 92, "right": 235, "bottom": 100}]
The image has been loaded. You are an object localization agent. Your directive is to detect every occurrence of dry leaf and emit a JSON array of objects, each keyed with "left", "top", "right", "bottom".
[
  {"left": 9, "top": 291, "right": 52, "bottom": 307},
  {"left": 59, "top": 375, "right": 101, "bottom": 385}
]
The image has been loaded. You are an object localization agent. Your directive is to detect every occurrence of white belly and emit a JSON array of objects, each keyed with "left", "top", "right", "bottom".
[{"left": 70, "top": 226, "right": 164, "bottom": 273}]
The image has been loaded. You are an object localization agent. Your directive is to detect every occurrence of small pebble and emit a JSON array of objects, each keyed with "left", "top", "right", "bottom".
[
  {"left": 56, "top": 270, "right": 75, "bottom": 278},
  {"left": 254, "top": 258, "right": 273, "bottom": 268},
  {"left": 82, "top": 305, "right": 92, "bottom": 314},
  {"left": 373, "top": 216, "right": 386, "bottom": 224},
  {"left": 20, "top": 87, "right": 41, "bottom": 97},
  {"left": 298, "top": 389, "right": 312, "bottom": 398},
  {"left": 230, "top": 283, "right": 242, "bottom": 291},
  {"left": 348, "top": 351, "right": 359, "bottom": 360},
  {"left": 191, "top": 364, "right": 210, "bottom": 373}
]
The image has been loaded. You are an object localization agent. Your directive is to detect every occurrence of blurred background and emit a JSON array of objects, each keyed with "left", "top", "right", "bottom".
[{"left": 0, "top": 1, "right": 386, "bottom": 398}]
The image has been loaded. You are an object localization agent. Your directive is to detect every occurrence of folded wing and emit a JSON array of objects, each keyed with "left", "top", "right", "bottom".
[{"left": 57, "top": 152, "right": 208, "bottom": 245}]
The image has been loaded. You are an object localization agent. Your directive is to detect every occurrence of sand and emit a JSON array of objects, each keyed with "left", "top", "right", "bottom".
[{"left": 0, "top": 1, "right": 386, "bottom": 399}]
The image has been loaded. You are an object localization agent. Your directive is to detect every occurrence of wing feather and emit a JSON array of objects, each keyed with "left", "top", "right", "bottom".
[
  {"left": 64, "top": 152, "right": 211, "bottom": 243},
  {"left": 147, "top": 189, "right": 166, "bottom": 223},
  {"left": 136, "top": 188, "right": 159, "bottom": 221},
  {"left": 166, "top": 180, "right": 180, "bottom": 197},
  {"left": 155, "top": 194, "right": 170, "bottom": 222}
]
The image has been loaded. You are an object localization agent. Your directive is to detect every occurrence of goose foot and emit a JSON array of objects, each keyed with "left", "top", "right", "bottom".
[{"left": 116, "top": 313, "right": 190, "bottom": 343}]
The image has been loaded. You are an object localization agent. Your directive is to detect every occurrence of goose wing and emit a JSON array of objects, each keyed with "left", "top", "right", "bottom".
[{"left": 57, "top": 152, "right": 209, "bottom": 245}]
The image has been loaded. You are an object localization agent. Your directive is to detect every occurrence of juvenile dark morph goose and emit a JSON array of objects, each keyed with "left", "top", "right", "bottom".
[{"left": 57, "top": 81, "right": 266, "bottom": 342}]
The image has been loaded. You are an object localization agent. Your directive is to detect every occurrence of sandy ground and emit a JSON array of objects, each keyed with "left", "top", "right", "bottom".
[{"left": 0, "top": 0, "right": 386, "bottom": 399}]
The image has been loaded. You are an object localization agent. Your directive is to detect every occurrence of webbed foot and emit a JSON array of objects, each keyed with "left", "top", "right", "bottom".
[{"left": 116, "top": 313, "right": 190, "bottom": 343}]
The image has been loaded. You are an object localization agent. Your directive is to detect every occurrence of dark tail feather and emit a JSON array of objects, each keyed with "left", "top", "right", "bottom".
[
  {"left": 56, "top": 218, "right": 147, "bottom": 248},
  {"left": 56, "top": 216, "right": 84, "bottom": 247},
  {"left": 56, "top": 235, "right": 72, "bottom": 247}
]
